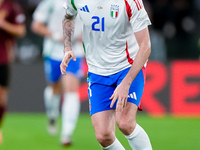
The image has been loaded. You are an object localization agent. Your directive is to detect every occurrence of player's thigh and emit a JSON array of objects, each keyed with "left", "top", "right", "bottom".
[
  {"left": 116, "top": 102, "right": 138, "bottom": 135},
  {"left": 91, "top": 109, "right": 116, "bottom": 136},
  {"left": 116, "top": 102, "right": 137, "bottom": 122},
  {"left": 62, "top": 57, "right": 82, "bottom": 92},
  {"left": 0, "top": 86, "right": 8, "bottom": 105},
  {"left": 62, "top": 74, "right": 79, "bottom": 92}
]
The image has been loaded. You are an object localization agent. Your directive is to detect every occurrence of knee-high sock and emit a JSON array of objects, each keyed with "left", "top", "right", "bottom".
[
  {"left": 101, "top": 138, "right": 125, "bottom": 150},
  {"left": 44, "top": 86, "right": 61, "bottom": 121},
  {"left": 0, "top": 106, "right": 6, "bottom": 128},
  {"left": 61, "top": 92, "right": 80, "bottom": 138},
  {"left": 125, "top": 124, "right": 152, "bottom": 150}
]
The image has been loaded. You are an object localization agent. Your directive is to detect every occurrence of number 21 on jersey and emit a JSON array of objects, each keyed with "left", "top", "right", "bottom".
[{"left": 92, "top": 16, "right": 105, "bottom": 32}]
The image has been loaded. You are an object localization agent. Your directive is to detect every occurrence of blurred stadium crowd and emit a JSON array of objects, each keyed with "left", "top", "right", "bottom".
[{"left": 14, "top": 0, "right": 200, "bottom": 65}]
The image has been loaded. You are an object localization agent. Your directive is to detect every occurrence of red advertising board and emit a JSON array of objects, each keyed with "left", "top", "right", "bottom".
[{"left": 79, "top": 60, "right": 200, "bottom": 117}]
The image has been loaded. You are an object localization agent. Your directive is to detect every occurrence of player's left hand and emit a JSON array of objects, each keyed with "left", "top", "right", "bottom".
[
  {"left": 110, "top": 83, "right": 129, "bottom": 112},
  {"left": 60, "top": 50, "right": 76, "bottom": 75}
]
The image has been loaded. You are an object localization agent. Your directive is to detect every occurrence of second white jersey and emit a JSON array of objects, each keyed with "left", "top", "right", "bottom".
[
  {"left": 66, "top": 0, "right": 151, "bottom": 75},
  {"left": 33, "top": 0, "right": 84, "bottom": 60}
]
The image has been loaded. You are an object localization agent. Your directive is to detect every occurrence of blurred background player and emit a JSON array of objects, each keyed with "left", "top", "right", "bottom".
[
  {"left": 0, "top": 0, "right": 26, "bottom": 144},
  {"left": 31, "top": 0, "right": 84, "bottom": 146}
]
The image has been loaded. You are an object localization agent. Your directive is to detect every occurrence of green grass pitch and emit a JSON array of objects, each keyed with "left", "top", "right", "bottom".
[{"left": 0, "top": 113, "right": 200, "bottom": 150}]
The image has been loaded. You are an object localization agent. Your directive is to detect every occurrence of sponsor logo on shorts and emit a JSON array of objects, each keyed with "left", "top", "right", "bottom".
[{"left": 128, "top": 92, "right": 137, "bottom": 100}]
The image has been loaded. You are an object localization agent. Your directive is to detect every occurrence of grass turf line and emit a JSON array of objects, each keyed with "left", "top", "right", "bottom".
[{"left": 0, "top": 113, "right": 200, "bottom": 150}]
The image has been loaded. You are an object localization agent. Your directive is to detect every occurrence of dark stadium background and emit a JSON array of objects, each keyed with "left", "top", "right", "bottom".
[{"left": 8, "top": 0, "right": 200, "bottom": 117}]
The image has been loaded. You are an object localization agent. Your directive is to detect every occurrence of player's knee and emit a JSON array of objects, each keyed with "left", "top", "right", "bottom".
[
  {"left": 117, "top": 120, "right": 136, "bottom": 135},
  {"left": 95, "top": 131, "right": 113, "bottom": 146}
]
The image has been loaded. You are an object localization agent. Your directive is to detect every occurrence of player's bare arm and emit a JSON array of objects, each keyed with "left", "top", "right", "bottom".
[
  {"left": 110, "top": 27, "right": 151, "bottom": 112},
  {"left": 63, "top": 13, "right": 74, "bottom": 50},
  {"left": 60, "top": 12, "right": 76, "bottom": 75},
  {"left": 31, "top": 20, "right": 52, "bottom": 38},
  {"left": 0, "top": 17, "right": 25, "bottom": 37},
  {"left": 32, "top": 20, "right": 63, "bottom": 42}
]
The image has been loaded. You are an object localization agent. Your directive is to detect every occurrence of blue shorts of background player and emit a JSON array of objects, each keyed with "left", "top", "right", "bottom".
[
  {"left": 44, "top": 57, "right": 83, "bottom": 83},
  {"left": 87, "top": 67, "right": 146, "bottom": 116}
]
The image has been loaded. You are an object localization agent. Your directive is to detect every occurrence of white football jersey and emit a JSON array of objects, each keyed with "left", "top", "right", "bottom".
[
  {"left": 66, "top": 0, "right": 151, "bottom": 75},
  {"left": 33, "top": 0, "right": 84, "bottom": 60}
]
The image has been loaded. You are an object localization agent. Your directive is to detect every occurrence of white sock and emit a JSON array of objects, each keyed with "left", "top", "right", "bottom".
[
  {"left": 44, "top": 86, "right": 61, "bottom": 121},
  {"left": 125, "top": 124, "right": 152, "bottom": 150},
  {"left": 61, "top": 92, "right": 80, "bottom": 138},
  {"left": 101, "top": 138, "right": 125, "bottom": 150}
]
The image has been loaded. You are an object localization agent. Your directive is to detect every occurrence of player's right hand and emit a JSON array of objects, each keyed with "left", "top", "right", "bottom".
[{"left": 60, "top": 50, "right": 76, "bottom": 75}]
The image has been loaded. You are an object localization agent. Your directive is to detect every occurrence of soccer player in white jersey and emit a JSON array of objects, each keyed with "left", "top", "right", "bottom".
[
  {"left": 60, "top": 0, "right": 152, "bottom": 149},
  {"left": 31, "top": 0, "right": 84, "bottom": 146}
]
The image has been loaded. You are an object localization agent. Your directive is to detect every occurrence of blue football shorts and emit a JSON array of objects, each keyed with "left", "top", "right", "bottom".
[
  {"left": 87, "top": 67, "right": 146, "bottom": 116},
  {"left": 44, "top": 57, "right": 83, "bottom": 83}
]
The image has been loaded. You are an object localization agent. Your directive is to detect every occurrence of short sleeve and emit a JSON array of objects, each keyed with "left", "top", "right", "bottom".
[
  {"left": 32, "top": 0, "right": 53, "bottom": 23},
  {"left": 64, "top": 0, "right": 78, "bottom": 16},
  {"left": 126, "top": 0, "right": 151, "bottom": 33}
]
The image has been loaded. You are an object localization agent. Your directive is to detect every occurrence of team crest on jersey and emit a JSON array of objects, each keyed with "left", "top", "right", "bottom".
[{"left": 110, "top": 5, "right": 119, "bottom": 19}]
